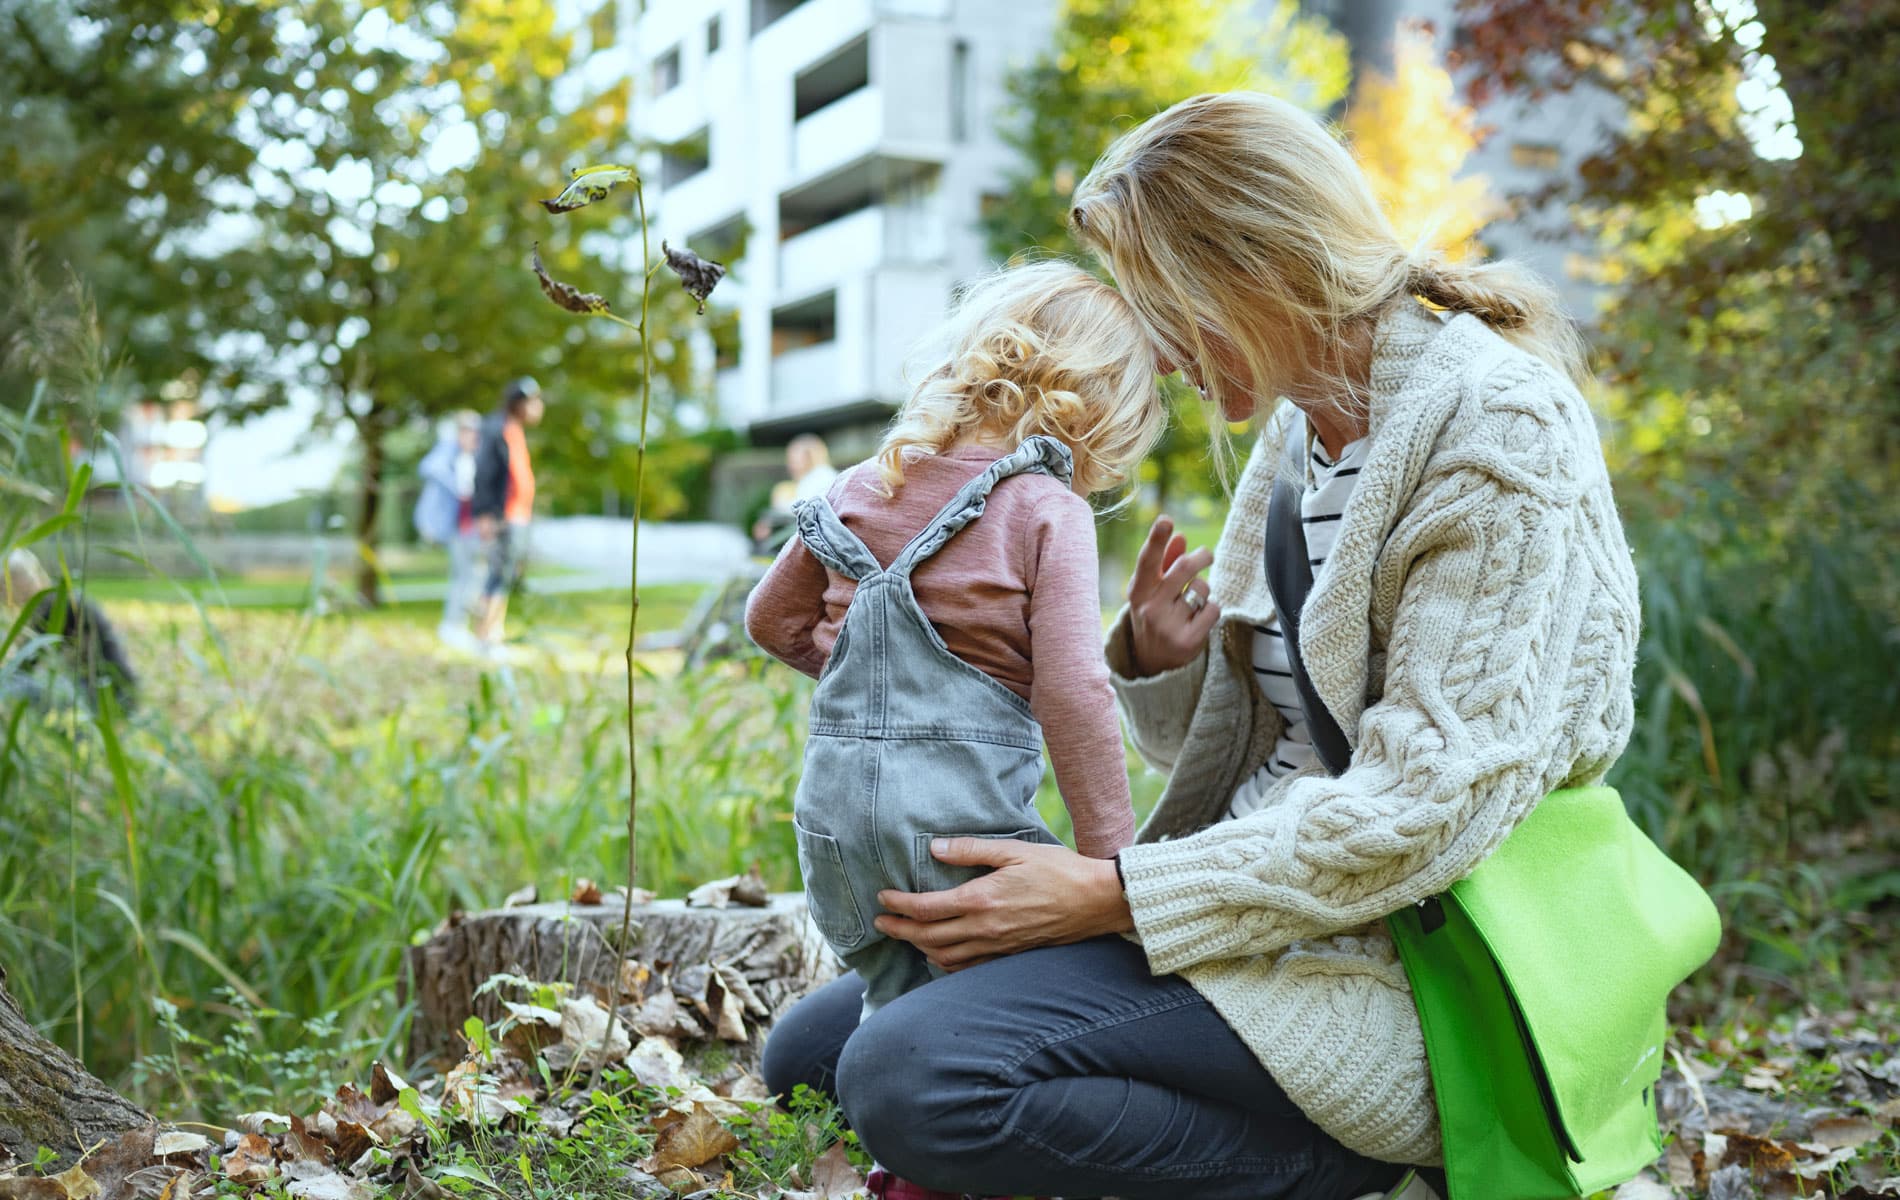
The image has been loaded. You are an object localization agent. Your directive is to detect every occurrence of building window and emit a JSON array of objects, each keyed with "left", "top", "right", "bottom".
[
  {"left": 752, "top": 0, "right": 811, "bottom": 34},
  {"left": 690, "top": 213, "right": 747, "bottom": 265},
  {"left": 794, "top": 36, "right": 869, "bottom": 121},
  {"left": 661, "top": 128, "right": 710, "bottom": 188},
  {"left": 707, "top": 16, "right": 722, "bottom": 54},
  {"left": 652, "top": 46, "right": 681, "bottom": 96},
  {"left": 772, "top": 291, "right": 837, "bottom": 354},
  {"left": 1509, "top": 141, "right": 1563, "bottom": 170}
]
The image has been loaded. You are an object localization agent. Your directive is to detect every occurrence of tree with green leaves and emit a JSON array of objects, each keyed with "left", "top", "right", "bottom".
[
  {"left": 1453, "top": 0, "right": 1899, "bottom": 564},
  {"left": 982, "top": 0, "right": 1349, "bottom": 537},
  {"left": 2, "top": 0, "right": 729, "bottom": 604}
]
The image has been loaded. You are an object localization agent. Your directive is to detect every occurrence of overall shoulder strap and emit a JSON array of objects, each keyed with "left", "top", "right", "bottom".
[
  {"left": 792, "top": 495, "right": 883, "bottom": 582},
  {"left": 887, "top": 436, "right": 1075, "bottom": 578},
  {"left": 1263, "top": 469, "right": 1353, "bottom": 778}
]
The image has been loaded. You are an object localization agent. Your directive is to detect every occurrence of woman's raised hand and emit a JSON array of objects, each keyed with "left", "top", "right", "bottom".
[{"left": 1126, "top": 515, "right": 1220, "bottom": 677}]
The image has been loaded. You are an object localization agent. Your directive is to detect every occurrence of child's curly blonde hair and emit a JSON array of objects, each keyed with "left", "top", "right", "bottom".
[{"left": 876, "top": 261, "right": 1164, "bottom": 498}]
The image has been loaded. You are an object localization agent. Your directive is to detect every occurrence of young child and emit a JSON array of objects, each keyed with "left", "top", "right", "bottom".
[{"left": 745, "top": 261, "right": 1164, "bottom": 1018}]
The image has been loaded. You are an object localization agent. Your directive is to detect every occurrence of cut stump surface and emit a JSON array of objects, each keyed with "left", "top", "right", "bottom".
[{"left": 402, "top": 893, "right": 835, "bottom": 1071}]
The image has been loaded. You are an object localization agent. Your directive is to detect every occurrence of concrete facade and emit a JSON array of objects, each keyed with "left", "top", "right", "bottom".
[{"left": 624, "top": 0, "right": 1056, "bottom": 442}]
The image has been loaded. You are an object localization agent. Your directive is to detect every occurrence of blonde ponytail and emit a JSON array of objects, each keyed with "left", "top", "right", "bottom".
[{"left": 1405, "top": 253, "right": 1587, "bottom": 383}]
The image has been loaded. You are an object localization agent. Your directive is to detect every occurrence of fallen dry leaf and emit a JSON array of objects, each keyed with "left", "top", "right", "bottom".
[
  {"left": 700, "top": 970, "right": 749, "bottom": 1043},
  {"left": 221, "top": 1133, "right": 278, "bottom": 1186},
  {"left": 500, "top": 1001, "right": 564, "bottom": 1060},
  {"left": 234, "top": 1112, "right": 292, "bottom": 1135},
  {"left": 652, "top": 1166, "right": 701, "bottom": 1193},
  {"left": 571, "top": 878, "right": 603, "bottom": 905},
  {"left": 502, "top": 884, "right": 539, "bottom": 908},
  {"left": 627, "top": 1035, "right": 692, "bottom": 1092},
  {"left": 286, "top": 1171, "right": 373, "bottom": 1200},
  {"left": 810, "top": 1140, "right": 866, "bottom": 1198},
  {"left": 1718, "top": 1129, "right": 1803, "bottom": 1176},
  {"left": 329, "top": 1083, "right": 387, "bottom": 1130},
  {"left": 543, "top": 995, "right": 631, "bottom": 1072},
  {"left": 685, "top": 865, "right": 768, "bottom": 909},
  {"left": 1811, "top": 1114, "right": 1883, "bottom": 1149},
  {"left": 284, "top": 1115, "right": 333, "bottom": 1167},
  {"left": 634, "top": 989, "right": 701, "bottom": 1040},
  {"left": 369, "top": 1062, "right": 411, "bottom": 1107},
  {"left": 615, "top": 885, "right": 658, "bottom": 907},
  {"left": 714, "top": 963, "right": 772, "bottom": 1020},
  {"left": 400, "top": 1163, "right": 450, "bottom": 1200},
  {"left": 644, "top": 1103, "right": 739, "bottom": 1172},
  {"left": 0, "top": 1177, "right": 65, "bottom": 1200},
  {"left": 154, "top": 1171, "right": 194, "bottom": 1200},
  {"left": 1666, "top": 1138, "right": 1698, "bottom": 1188},
  {"left": 152, "top": 1131, "right": 211, "bottom": 1158},
  {"left": 717, "top": 1072, "right": 773, "bottom": 1103},
  {"left": 618, "top": 958, "right": 652, "bottom": 1001}
]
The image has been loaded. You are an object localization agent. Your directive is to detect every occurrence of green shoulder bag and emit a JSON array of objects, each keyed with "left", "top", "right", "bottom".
[{"left": 1264, "top": 476, "right": 1722, "bottom": 1199}]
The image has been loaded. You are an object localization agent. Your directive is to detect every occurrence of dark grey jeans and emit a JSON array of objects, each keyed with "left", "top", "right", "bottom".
[{"left": 760, "top": 936, "right": 1413, "bottom": 1199}]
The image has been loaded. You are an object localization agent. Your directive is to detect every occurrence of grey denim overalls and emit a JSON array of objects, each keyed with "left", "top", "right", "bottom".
[{"left": 788, "top": 437, "right": 1071, "bottom": 1018}]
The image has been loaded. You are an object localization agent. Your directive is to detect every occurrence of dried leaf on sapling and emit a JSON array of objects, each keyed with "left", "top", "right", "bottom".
[
  {"left": 662, "top": 242, "right": 725, "bottom": 314},
  {"left": 531, "top": 245, "right": 612, "bottom": 316}
]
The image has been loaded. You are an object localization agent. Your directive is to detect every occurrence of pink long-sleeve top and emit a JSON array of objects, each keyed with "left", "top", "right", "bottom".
[{"left": 744, "top": 447, "right": 1136, "bottom": 859}]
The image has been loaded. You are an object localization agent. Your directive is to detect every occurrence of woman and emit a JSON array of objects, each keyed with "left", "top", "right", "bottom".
[
  {"left": 761, "top": 92, "right": 1640, "bottom": 1200},
  {"left": 414, "top": 411, "right": 484, "bottom": 649}
]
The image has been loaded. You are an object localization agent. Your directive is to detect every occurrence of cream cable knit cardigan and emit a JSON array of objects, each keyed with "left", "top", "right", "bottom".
[{"left": 1106, "top": 302, "right": 1641, "bottom": 1165}]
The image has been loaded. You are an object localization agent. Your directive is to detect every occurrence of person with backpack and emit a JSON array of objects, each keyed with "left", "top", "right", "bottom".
[{"left": 414, "top": 411, "right": 483, "bottom": 649}]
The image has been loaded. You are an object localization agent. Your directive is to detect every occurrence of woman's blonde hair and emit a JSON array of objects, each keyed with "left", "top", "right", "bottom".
[
  {"left": 1069, "top": 92, "right": 1587, "bottom": 431},
  {"left": 876, "top": 260, "right": 1164, "bottom": 498}
]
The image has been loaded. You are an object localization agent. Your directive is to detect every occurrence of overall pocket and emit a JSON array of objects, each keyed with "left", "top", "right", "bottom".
[
  {"left": 793, "top": 818, "right": 867, "bottom": 950},
  {"left": 911, "top": 828, "right": 1058, "bottom": 895}
]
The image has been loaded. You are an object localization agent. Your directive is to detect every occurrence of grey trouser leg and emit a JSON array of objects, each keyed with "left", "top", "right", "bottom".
[
  {"left": 762, "top": 937, "right": 1410, "bottom": 1200},
  {"left": 444, "top": 534, "right": 480, "bottom": 628}
]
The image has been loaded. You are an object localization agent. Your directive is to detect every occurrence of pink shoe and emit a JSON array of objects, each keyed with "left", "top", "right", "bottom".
[
  {"left": 863, "top": 1167, "right": 1048, "bottom": 1200},
  {"left": 865, "top": 1167, "right": 962, "bottom": 1200}
]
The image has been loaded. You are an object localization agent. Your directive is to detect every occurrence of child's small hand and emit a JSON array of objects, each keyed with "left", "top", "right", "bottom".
[{"left": 1126, "top": 515, "right": 1220, "bottom": 676}]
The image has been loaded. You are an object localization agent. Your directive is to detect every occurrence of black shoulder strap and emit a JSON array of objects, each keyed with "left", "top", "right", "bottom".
[{"left": 1262, "top": 476, "right": 1353, "bottom": 778}]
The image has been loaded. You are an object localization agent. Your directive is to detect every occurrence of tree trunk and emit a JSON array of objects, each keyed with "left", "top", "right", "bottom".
[
  {"left": 355, "top": 412, "right": 386, "bottom": 607},
  {"left": 401, "top": 893, "right": 835, "bottom": 1074},
  {"left": 0, "top": 965, "right": 149, "bottom": 1168}
]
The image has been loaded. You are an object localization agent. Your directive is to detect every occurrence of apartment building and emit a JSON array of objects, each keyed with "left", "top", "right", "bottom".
[
  {"left": 625, "top": 0, "right": 1056, "bottom": 444},
  {"left": 621, "top": 0, "right": 1612, "bottom": 443}
]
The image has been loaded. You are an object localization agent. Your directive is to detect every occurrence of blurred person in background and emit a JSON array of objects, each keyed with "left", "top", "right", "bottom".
[
  {"left": 751, "top": 433, "right": 840, "bottom": 553},
  {"left": 414, "top": 410, "right": 484, "bottom": 650},
  {"left": 471, "top": 377, "right": 545, "bottom": 653}
]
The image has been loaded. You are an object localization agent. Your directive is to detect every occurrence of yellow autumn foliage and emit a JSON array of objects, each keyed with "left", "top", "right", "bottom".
[{"left": 1344, "top": 25, "right": 1501, "bottom": 259}]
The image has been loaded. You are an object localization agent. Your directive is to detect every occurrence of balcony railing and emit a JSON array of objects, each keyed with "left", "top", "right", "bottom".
[
  {"left": 779, "top": 207, "right": 882, "bottom": 298},
  {"left": 792, "top": 86, "right": 881, "bottom": 182},
  {"left": 770, "top": 341, "right": 850, "bottom": 413}
]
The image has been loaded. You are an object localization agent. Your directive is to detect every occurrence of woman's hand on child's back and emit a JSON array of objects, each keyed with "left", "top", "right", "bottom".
[
  {"left": 874, "top": 839, "right": 1135, "bottom": 971},
  {"left": 1126, "top": 515, "right": 1220, "bottom": 677}
]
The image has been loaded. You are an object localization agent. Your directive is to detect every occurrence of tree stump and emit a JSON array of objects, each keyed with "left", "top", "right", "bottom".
[
  {"left": 0, "top": 965, "right": 150, "bottom": 1167},
  {"left": 401, "top": 893, "right": 836, "bottom": 1073}
]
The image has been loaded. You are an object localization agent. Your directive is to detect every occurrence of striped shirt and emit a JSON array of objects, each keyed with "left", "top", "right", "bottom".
[{"left": 1226, "top": 422, "right": 1370, "bottom": 821}]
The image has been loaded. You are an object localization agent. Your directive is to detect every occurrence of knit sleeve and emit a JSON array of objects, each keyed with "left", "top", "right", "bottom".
[
  {"left": 1024, "top": 496, "right": 1136, "bottom": 859},
  {"left": 1118, "top": 468, "right": 1586, "bottom": 974},
  {"left": 1102, "top": 606, "right": 1210, "bottom": 774}
]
